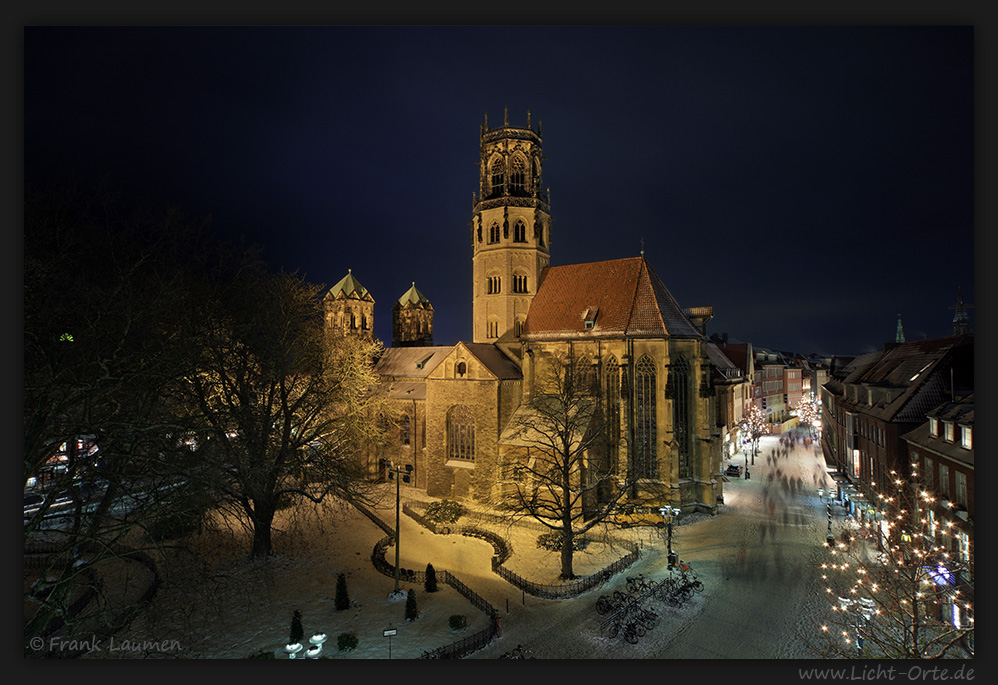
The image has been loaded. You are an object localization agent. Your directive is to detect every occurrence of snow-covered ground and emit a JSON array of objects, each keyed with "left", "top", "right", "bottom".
[{"left": 77, "top": 433, "right": 844, "bottom": 661}]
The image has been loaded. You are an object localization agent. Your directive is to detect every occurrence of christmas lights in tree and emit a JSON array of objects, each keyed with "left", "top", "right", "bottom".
[{"left": 816, "top": 463, "right": 973, "bottom": 658}]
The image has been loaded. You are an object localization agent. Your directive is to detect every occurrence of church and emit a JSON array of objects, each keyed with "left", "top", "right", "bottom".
[{"left": 324, "top": 110, "right": 724, "bottom": 517}]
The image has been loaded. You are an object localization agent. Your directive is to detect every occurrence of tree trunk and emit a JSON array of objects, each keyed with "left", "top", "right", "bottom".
[
  {"left": 251, "top": 501, "right": 276, "bottom": 556},
  {"left": 560, "top": 527, "right": 575, "bottom": 579}
]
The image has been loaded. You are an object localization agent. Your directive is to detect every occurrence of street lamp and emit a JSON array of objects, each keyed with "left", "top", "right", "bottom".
[
  {"left": 660, "top": 506, "right": 681, "bottom": 568},
  {"left": 388, "top": 461, "right": 412, "bottom": 597}
]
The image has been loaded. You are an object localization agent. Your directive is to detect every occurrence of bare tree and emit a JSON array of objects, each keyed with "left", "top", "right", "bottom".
[
  {"left": 492, "top": 352, "right": 665, "bottom": 579},
  {"left": 23, "top": 181, "right": 217, "bottom": 649},
  {"left": 816, "top": 467, "right": 974, "bottom": 658},
  {"left": 179, "top": 267, "right": 390, "bottom": 556}
]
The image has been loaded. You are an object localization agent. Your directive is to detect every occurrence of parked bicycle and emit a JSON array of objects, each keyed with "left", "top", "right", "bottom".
[{"left": 625, "top": 573, "right": 653, "bottom": 594}]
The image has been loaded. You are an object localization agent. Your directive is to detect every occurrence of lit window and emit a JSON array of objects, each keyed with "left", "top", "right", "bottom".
[
  {"left": 943, "top": 421, "right": 954, "bottom": 442},
  {"left": 961, "top": 425, "right": 972, "bottom": 450},
  {"left": 929, "top": 417, "right": 939, "bottom": 437}
]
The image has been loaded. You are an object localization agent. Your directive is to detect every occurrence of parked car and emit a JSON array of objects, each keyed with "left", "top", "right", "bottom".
[
  {"left": 725, "top": 463, "right": 744, "bottom": 477},
  {"left": 608, "top": 504, "right": 667, "bottom": 528}
]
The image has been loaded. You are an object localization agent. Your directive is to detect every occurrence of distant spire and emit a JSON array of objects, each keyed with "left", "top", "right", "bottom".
[
  {"left": 896, "top": 314, "right": 905, "bottom": 343},
  {"left": 527, "top": 109, "right": 531, "bottom": 128},
  {"left": 640, "top": 238, "right": 645, "bottom": 257},
  {"left": 948, "top": 285, "right": 974, "bottom": 335},
  {"left": 504, "top": 106, "right": 509, "bottom": 127}
]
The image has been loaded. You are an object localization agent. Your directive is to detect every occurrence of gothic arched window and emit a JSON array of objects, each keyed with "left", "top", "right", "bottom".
[
  {"left": 510, "top": 156, "right": 525, "bottom": 194},
  {"left": 605, "top": 357, "right": 621, "bottom": 473},
  {"left": 490, "top": 158, "right": 505, "bottom": 196},
  {"left": 574, "top": 357, "right": 596, "bottom": 396},
  {"left": 634, "top": 355, "right": 657, "bottom": 479},
  {"left": 512, "top": 272, "right": 527, "bottom": 293},
  {"left": 402, "top": 415, "right": 411, "bottom": 446},
  {"left": 489, "top": 222, "right": 500, "bottom": 244},
  {"left": 513, "top": 219, "right": 526, "bottom": 242},
  {"left": 448, "top": 405, "right": 475, "bottom": 461},
  {"left": 672, "top": 355, "right": 693, "bottom": 479}
]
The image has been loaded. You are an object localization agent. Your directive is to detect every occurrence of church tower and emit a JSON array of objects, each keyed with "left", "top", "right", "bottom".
[
  {"left": 472, "top": 108, "right": 551, "bottom": 358},
  {"left": 392, "top": 282, "right": 434, "bottom": 347},
  {"left": 948, "top": 286, "right": 974, "bottom": 335},
  {"left": 323, "top": 269, "right": 374, "bottom": 339}
]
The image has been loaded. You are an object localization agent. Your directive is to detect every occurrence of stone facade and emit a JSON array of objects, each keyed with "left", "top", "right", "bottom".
[
  {"left": 471, "top": 111, "right": 550, "bottom": 361},
  {"left": 339, "top": 112, "right": 725, "bottom": 516}
]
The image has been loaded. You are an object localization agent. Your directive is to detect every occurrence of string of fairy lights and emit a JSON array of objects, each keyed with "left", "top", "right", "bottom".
[{"left": 818, "top": 463, "right": 973, "bottom": 657}]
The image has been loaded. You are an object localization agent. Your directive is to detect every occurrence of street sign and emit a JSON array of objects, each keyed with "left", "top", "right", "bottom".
[{"left": 383, "top": 628, "right": 397, "bottom": 637}]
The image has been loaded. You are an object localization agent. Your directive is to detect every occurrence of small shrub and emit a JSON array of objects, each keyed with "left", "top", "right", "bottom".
[
  {"left": 337, "top": 632, "right": 358, "bottom": 651},
  {"left": 335, "top": 573, "right": 350, "bottom": 611},
  {"left": 289, "top": 609, "right": 304, "bottom": 645},
  {"left": 448, "top": 614, "right": 468, "bottom": 631},
  {"left": 536, "top": 531, "right": 590, "bottom": 552},
  {"left": 404, "top": 588, "right": 418, "bottom": 621},
  {"left": 424, "top": 563, "right": 438, "bottom": 592},
  {"left": 424, "top": 499, "right": 466, "bottom": 524}
]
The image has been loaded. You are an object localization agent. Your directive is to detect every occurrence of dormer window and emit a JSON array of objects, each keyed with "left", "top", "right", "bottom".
[
  {"left": 929, "top": 417, "right": 939, "bottom": 437},
  {"left": 961, "top": 425, "right": 972, "bottom": 450},
  {"left": 943, "top": 421, "right": 955, "bottom": 442}
]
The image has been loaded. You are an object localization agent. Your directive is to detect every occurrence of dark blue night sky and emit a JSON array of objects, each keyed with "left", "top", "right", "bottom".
[{"left": 24, "top": 25, "right": 975, "bottom": 357}]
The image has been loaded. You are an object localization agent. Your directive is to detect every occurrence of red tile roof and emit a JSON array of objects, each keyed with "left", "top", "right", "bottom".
[{"left": 522, "top": 256, "right": 703, "bottom": 339}]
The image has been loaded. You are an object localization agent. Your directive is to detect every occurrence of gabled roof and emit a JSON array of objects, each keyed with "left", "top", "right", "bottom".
[
  {"left": 522, "top": 256, "right": 703, "bottom": 339},
  {"left": 837, "top": 336, "right": 973, "bottom": 424},
  {"left": 326, "top": 269, "right": 373, "bottom": 301},
  {"left": 374, "top": 346, "right": 452, "bottom": 378},
  {"left": 459, "top": 342, "right": 522, "bottom": 380},
  {"left": 706, "top": 342, "right": 741, "bottom": 381},
  {"left": 715, "top": 342, "right": 752, "bottom": 376}
]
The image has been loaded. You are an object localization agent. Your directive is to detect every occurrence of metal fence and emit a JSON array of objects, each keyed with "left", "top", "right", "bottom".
[
  {"left": 404, "top": 500, "right": 640, "bottom": 600},
  {"left": 361, "top": 503, "right": 501, "bottom": 659}
]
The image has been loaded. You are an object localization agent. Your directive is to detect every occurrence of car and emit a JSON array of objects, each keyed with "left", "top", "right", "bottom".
[
  {"left": 608, "top": 504, "right": 667, "bottom": 528},
  {"left": 725, "top": 463, "right": 744, "bottom": 477}
]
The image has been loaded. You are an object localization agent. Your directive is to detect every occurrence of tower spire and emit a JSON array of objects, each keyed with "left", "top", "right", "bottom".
[
  {"left": 895, "top": 314, "right": 905, "bottom": 344},
  {"left": 948, "top": 285, "right": 974, "bottom": 335}
]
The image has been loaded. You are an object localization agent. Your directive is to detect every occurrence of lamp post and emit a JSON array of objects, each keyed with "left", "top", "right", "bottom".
[
  {"left": 660, "top": 506, "right": 681, "bottom": 568},
  {"left": 388, "top": 461, "right": 412, "bottom": 596}
]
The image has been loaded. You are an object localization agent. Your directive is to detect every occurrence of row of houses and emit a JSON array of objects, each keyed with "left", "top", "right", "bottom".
[{"left": 818, "top": 330, "right": 974, "bottom": 629}]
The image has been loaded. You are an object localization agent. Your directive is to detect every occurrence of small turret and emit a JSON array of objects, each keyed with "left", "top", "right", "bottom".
[{"left": 392, "top": 282, "right": 433, "bottom": 347}]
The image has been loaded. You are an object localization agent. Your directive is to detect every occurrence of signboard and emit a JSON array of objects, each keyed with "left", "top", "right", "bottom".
[{"left": 383, "top": 628, "right": 397, "bottom": 637}]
